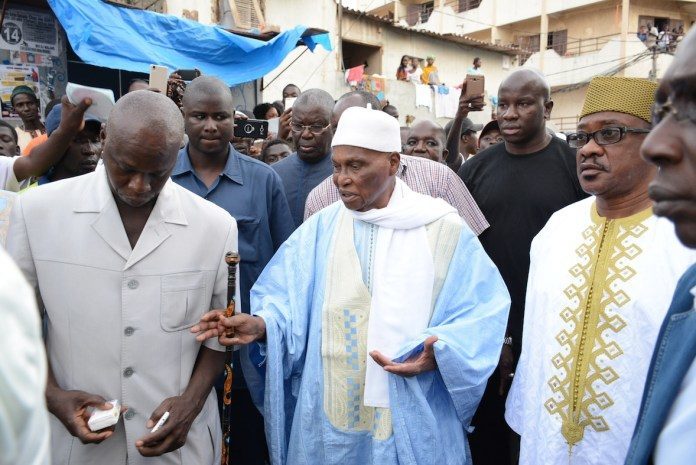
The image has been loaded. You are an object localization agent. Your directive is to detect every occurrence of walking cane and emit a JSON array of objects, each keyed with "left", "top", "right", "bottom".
[{"left": 221, "top": 251, "right": 240, "bottom": 465}]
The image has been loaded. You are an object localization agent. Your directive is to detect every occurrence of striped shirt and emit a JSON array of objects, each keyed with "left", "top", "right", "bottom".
[{"left": 304, "top": 154, "right": 489, "bottom": 235}]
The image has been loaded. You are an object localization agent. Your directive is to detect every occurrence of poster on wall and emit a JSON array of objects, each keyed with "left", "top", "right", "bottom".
[
  {"left": 0, "top": 65, "right": 40, "bottom": 118},
  {"left": 0, "top": 8, "right": 60, "bottom": 57}
]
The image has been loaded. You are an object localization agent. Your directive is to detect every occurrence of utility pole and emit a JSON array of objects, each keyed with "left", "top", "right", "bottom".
[
  {"left": 337, "top": 0, "right": 343, "bottom": 71},
  {"left": 649, "top": 45, "right": 658, "bottom": 81},
  {"left": 619, "top": 0, "right": 629, "bottom": 76},
  {"left": 645, "top": 29, "right": 658, "bottom": 81}
]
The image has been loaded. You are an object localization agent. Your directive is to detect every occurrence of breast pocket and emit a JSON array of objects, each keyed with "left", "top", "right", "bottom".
[
  {"left": 161, "top": 272, "right": 208, "bottom": 332},
  {"left": 236, "top": 217, "right": 260, "bottom": 264}
]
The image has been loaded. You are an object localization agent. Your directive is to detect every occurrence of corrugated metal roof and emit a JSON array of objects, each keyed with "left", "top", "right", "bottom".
[{"left": 343, "top": 6, "right": 527, "bottom": 56}]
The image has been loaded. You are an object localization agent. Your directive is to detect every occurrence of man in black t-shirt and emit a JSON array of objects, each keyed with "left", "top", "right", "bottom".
[{"left": 458, "top": 69, "right": 587, "bottom": 465}]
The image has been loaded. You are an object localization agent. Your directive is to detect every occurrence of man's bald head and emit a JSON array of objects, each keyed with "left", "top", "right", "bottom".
[
  {"left": 500, "top": 69, "right": 550, "bottom": 101},
  {"left": 497, "top": 69, "right": 554, "bottom": 152},
  {"left": 411, "top": 120, "right": 446, "bottom": 143},
  {"left": 404, "top": 120, "right": 448, "bottom": 162},
  {"left": 182, "top": 75, "right": 233, "bottom": 110},
  {"left": 292, "top": 89, "right": 335, "bottom": 163},
  {"left": 102, "top": 90, "right": 185, "bottom": 207},
  {"left": 332, "top": 91, "right": 381, "bottom": 130},
  {"left": 107, "top": 89, "right": 184, "bottom": 148}
]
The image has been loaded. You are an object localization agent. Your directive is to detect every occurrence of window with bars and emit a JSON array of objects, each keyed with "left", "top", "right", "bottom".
[
  {"left": 548, "top": 30, "right": 568, "bottom": 55},
  {"left": 217, "top": 0, "right": 266, "bottom": 30},
  {"left": 516, "top": 34, "right": 540, "bottom": 65},
  {"left": 108, "top": 0, "right": 167, "bottom": 13},
  {"left": 515, "top": 30, "right": 567, "bottom": 62},
  {"left": 456, "top": 0, "right": 482, "bottom": 13},
  {"left": 406, "top": 1, "right": 435, "bottom": 26}
]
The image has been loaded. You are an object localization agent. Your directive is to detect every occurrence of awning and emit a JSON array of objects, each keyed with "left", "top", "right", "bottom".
[{"left": 47, "top": 0, "right": 332, "bottom": 85}]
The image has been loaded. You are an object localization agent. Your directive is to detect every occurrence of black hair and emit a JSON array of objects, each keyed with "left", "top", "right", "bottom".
[
  {"left": 283, "top": 83, "right": 301, "bottom": 93},
  {"left": 398, "top": 55, "right": 411, "bottom": 72},
  {"left": 253, "top": 102, "right": 275, "bottom": 120},
  {"left": 272, "top": 100, "right": 284, "bottom": 115},
  {"left": 261, "top": 139, "right": 290, "bottom": 163},
  {"left": 0, "top": 120, "right": 18, "bottom": 143}
]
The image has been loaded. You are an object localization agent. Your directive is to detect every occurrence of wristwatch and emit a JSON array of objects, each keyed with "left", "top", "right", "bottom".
[{"left": 503, "top": 336, "right": 513, "bottom": 347}]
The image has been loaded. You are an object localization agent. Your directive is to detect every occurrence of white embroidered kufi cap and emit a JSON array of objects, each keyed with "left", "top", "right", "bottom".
[{"left": 331, "top": 106, "right": 402, "bottom": 153}]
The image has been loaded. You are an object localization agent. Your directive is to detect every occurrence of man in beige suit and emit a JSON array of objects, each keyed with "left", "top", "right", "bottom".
[{"left": 7, "top": 90, "right": 238, "bottom": 465}]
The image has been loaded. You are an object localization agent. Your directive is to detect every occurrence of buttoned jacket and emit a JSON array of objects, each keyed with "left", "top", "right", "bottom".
[{"left": 7, "top": 166, "right": 237, "bottom": 465}]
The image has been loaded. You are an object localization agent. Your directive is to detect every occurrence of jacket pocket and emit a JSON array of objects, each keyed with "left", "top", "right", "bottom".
[
  {"left": 160, "top": 272, "right": 207, "bottom": 331},
  {"left": 236, "top": 217, "right": 260, "bottom": 263}
]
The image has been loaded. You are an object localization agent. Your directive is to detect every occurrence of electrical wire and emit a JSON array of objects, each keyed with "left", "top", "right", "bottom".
[
  {"left": 551, "top": 49, "right": 656, "bottom": 94},
  {"left": 544, "top": 49, "right": 652, "bottom": 77}
]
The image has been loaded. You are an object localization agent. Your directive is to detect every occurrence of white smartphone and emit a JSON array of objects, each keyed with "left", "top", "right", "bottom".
[
  {"left": 149, "top": 64, "right": 169, "bottom": 92},
  {"left": 284, "top": 97, "right": 297, "bottom": 109}
]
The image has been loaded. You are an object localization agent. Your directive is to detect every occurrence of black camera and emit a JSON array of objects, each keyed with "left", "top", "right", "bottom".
[{"left": 233, "top": 119, "right": 268, "bottom": 139}]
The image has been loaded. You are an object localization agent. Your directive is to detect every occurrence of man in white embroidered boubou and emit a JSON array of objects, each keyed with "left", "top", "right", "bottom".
[
  {"left": 192, "top": 106, "right": 510, "bottom": 465},
  {"left": 505, "top": 76, "right": 696, "bottom": 465}
]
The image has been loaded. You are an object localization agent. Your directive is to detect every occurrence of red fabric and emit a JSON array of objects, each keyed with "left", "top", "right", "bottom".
[{"left": 346, "top": 65, "right": 365, "bottom": 83}]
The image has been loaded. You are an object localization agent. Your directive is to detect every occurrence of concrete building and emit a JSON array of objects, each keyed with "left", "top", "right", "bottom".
[
  {"left": 261, "top": 0, "right": 520, "bottom": 127},
  {"left": 355, "top": 0, "right": 696, "bottom": 130}
]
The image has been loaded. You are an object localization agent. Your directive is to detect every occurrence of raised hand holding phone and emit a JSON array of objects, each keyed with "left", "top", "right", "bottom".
[
  {"left": 149, "top": 65, "right": 169, "bottom": 93},
  {"left": 461, "top": 74, "right": 485, "bottom": 111}
]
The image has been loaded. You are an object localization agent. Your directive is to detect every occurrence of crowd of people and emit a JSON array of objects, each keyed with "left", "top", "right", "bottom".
[
  {"left": 637, "top": 23, "right": 686, "bottom": 51},
  {"left": 1, "top": 24, "right": 695, "bottom": 465}
]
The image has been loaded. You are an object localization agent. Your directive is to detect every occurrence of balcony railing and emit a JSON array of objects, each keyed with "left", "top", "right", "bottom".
[
  {"left": 560, "top": 34, "right": 623, "bottom": 56},
  {"left": 516, "top": 33, "right": 642, "bottom": 57},
  {"left": 549, "top": 116, "right": 580, "bottom": 133}
]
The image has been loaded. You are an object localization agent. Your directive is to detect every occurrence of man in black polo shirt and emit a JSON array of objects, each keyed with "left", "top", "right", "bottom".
[{"left": 458, "top": 69, "right": 587, "bottom": 465}]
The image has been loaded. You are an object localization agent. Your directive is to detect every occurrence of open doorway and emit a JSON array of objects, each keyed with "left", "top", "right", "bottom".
[
  {"left": 342, "top": 40, "right": 382, "bottom": 75},
  {"left": 654, "top": 17, "right": 670, "bottom": 34},
  {"left": 639, "top": 15, "right": 673, "bottom": 35}
]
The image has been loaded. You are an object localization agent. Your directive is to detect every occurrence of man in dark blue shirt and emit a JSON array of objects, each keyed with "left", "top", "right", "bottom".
[
  {"left": 171, "top": 75, "right": 293, "bottom": 465},
  {"left": 271, "top": 88, "right": 334, "bottom": 227}
]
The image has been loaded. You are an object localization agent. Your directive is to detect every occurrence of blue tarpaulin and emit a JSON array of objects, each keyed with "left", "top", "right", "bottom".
[{"left": 48, "top": 0, "right": 332, "bottom": 85}]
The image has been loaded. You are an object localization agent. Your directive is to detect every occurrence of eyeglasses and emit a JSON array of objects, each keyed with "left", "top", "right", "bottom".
[
  {"left": 290, "top": 122, "right": 331, "bottom": 135},
  {"left": 652, "top": 97, "right": 696, "bottom": 126},
  {"left": 567, "top": 127, "right": 650, "bottom": 148}
]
